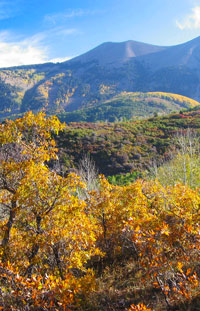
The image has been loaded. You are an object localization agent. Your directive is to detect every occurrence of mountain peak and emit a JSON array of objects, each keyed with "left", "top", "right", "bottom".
[{"left": 68, "top": 40, "right": 167, "bottom": 66}]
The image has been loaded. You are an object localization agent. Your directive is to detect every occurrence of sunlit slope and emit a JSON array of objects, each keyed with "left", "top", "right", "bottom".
[
  {"left": 0, "top": 63, "right": 57, "bottom": 117},
  {"left": 58, "top": 91, "right": 200, "bottom": 123}
]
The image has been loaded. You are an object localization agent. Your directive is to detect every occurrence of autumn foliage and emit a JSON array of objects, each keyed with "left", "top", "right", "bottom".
[
  {"left": 0, "top": 112, "right": 200, "bottom": 310},
  {"left": 0, "top": 112, "right": 100, "bottom": 310},
  {"left": 129, "top": 304, "right": 152, "bottom": 311}
]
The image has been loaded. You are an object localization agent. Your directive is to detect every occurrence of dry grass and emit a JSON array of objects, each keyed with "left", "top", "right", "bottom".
[{"left": 82, "top": 257, "right": 200, "bottom": 311}]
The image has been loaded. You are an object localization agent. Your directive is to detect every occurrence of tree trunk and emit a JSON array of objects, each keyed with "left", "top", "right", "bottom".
[{"left": 1, "top": 200, "right": 16, "bottom": 261}]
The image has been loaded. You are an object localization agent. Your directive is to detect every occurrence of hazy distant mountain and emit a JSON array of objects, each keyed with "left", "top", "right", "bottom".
[
  {"left": 0, "top": 36, "right": 200, "bottom": 120},
  {"left": 69, "top": 40, "right": 167, "bottom": 66},
  {"left": 139, "top": 35, "right": 200, "bottom": 70}
]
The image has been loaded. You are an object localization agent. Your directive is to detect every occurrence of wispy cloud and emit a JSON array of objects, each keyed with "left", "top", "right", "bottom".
[
  {"left": 0, "top": 1, "right": 20, "bottom": 20},
  {"left": 24, "top": 27, "right": 78, "bottom": 45},
  {"left": 43, "top": 27, "right": 78, "bottom": 37},
  {"left": 44, "top": 9, "right": 101, "bottom": 25},
  {"left": 176, "top": 6, "right": 200, "bottom": 30},
  {"left": 0, "top": 26, "right": 77, "bottom": 67}
]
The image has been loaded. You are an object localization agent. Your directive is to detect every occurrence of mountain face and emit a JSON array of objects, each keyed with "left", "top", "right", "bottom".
[
  {"left": 68, "top": 40, "right": 167, "bottom": 67},
  {"left": 138, "top": 35, "right": 200, "bottom": 70},
  {"left": 0, "top": 37, "right": 200, "bottom": 120}
]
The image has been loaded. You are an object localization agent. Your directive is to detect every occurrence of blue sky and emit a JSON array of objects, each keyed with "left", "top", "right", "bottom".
[{"left": 0, "top": 0, "right": 200, "bottom": 67}]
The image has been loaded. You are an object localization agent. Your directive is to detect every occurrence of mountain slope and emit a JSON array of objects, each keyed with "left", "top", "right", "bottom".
[
  {"left": 1, "top": 36, "right": 200, "bottom": 119},
  {"left": 57, "top": 92, "right": 200, "bottom": 123},
  {"left": 139, "top": 35, "right": 200, "bottom": 70},
  {"left": 69, "top": 40, "right": 167, "bottom": 67}
]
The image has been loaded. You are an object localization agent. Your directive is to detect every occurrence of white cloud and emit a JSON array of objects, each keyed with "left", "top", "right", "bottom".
[
  {"left": 0, "top": 40, "right": 48, "bottom": 67},
  {"left": 176, "top": 6, "right": 200, "bottom": 30},
  {"left": 50, "top": 56, "right": 72, "bottom": 63},
  {"left": 0, "top": 27, "right": 77, "bottom": 68}
]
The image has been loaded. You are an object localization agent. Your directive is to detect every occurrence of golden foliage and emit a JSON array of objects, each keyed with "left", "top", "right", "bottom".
[
  {"left": 129, "top": 304, "right": 152, "bottom": 311},
  {"left": 0, "top": 113, "right": 200, "bottom": 310}
]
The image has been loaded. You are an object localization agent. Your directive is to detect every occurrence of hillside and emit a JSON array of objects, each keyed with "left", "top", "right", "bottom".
[
  {"left": 57, "top": 91, "right": 200, "bottom": 122},
  {"left": 0, "top": 37, "right": 200, "bottom": 119},
  {"left": 56, "top": 107, "right": 200, "bottom": 176}
]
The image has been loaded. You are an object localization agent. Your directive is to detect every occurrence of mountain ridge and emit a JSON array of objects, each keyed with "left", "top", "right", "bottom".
[
  {"left": 0, "top": 36, "right": 200, "bottom": 119},
  {"left": 68, "top": 40, "right": 167, "bottom": 67},
  {"left": 137, "top": 35, "right": 200, "bottom": 70}
]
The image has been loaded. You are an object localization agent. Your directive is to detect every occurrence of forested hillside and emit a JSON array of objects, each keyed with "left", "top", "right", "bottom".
[
  {"left": 56, "top": 107, "right": 200, "bottom": 176},
  {"left": 58, "top": 92, "right": 200, "bottom": 122}
]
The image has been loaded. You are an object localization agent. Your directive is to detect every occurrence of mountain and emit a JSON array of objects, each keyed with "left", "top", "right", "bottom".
[
  {"left": 68, "top": 40, "right": 167, "bottom": 67},
  {"left": 68, "top": 35, "right": 200, "bottom": 71},
  {"left": 139, "top": 35, "right": 200, "bottom": 70},
  {"left": 0, "top": 36, "right": 200, "bottom": 120}
]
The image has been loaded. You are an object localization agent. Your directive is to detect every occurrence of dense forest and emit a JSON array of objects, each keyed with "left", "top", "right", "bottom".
[{"left": 0, "top": 112, "right": 200, "bottom": 311}]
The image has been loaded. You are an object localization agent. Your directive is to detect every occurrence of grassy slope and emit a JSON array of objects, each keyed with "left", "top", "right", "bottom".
[
  {"left": 2, "top": 88, "right": 199, "bottom": 124},
  {"left": 58, "top": 92, "right": 200, "bottom": 123}
]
